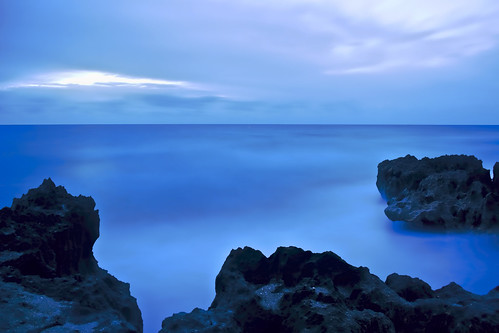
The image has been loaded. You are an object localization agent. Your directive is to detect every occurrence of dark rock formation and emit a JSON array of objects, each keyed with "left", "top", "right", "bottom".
[
  {"left": 376, "top": 154, "right": 499, "bottom": 230},
  {"left": 160, "top": 246, "right": 499, "bottom": 333},
  {"left": 0, "top": 179, "right": 142, "bottom": 332},
  {"left": 385, "top": 273, "right": 433, "bottom": 302}
]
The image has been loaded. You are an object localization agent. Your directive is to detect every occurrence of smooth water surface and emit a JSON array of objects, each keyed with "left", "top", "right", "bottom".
[{"left": 1, "top": 125, "right": 498, "bottom": 332}]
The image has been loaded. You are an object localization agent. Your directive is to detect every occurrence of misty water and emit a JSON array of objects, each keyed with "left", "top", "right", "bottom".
[{"left": 1, "top": 125, "right": 498, "bottom": 332}]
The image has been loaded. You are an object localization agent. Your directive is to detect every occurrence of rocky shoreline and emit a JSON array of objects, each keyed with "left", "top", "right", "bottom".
[
  {"left": 161, "top": 246, "right": 499, "bottom": 332},
  {"left": 377, "top": 154, "right": 499, "bottom": 230},
  {"left": 0, "top": 179, "right": 142, "bottom": 332},
  {"left": 1, "top": 171, "right": 498, "bottom": 332}
]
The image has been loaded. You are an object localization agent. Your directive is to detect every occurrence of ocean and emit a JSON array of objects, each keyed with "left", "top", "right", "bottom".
[{"left": 1, "top": 125, "right": 498, "bottom": 332}]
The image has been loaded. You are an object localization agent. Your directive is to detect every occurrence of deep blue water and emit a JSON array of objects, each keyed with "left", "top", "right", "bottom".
[{"left": 1, "top": 125, "right": 498, "bottom": 332}]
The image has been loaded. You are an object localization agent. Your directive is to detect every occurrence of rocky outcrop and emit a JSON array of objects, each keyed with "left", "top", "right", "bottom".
[
  {"left": 160, "top": 246, "right": 499, "bottom": 333},
  {"left": 376, "top": 154, "right": 499, "bottom": 230},
  {"left": 0, "top": 179, "right": 142, "bottom": 332}
]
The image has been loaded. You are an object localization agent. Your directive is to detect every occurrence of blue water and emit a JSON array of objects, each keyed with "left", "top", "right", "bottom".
[{"left": 1, "top": 125, "right": 498, "bottom": 333}]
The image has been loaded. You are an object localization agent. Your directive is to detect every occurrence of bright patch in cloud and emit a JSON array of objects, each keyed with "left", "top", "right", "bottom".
[{"left": 3, "top": 70, "right": 190, "bottom": 89}]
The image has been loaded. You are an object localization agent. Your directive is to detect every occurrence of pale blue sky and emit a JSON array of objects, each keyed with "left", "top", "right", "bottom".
[{"left": 1, "top": 0, "right": 499, "bottom": 124}]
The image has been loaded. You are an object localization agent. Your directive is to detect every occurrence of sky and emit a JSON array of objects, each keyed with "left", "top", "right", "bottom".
[{"left": 1, "top": 0, "right": 499, "bottom": 124}]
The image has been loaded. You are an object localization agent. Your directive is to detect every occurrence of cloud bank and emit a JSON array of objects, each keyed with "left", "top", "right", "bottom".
[
  {"left": 1, "top": 0, "right": 499, "bottom": 124},
  {"left": 222, "top": 0, "right": 499, "bottom": 74}
]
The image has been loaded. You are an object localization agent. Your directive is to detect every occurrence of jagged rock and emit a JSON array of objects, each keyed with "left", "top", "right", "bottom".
[
  {"left": 0, "top": 179, "right": 143, "bottom": 332},
  {"left": 376, "top": 154, "right": 499, "bottom": 230},
  {"left": 160, "top": 246, "right": 499, "bottom": 333},
  {"left": 385, "top": 273, "right": 434, "bottom": 302},
  {"left": 493, "top": 161, "right": 499, "bottom": 194}
]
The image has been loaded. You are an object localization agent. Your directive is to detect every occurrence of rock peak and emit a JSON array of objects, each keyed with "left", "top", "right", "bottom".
[
  {"left": 4, "top": 180, "right": 99, "bottom": 276},
  {"left": 40, "top": 177, "right": 56, "bottom": 188}
]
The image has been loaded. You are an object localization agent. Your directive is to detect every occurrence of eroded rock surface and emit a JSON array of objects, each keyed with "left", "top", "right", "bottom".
[
  {"left": 160, "top": 246, "right": 499, "bottom": 333},
  {"left": 376, "top": 154, "right": 499, "bottom": 230},
  {"left": 0, "top": 179, "right": 142, "bottom": 332}
]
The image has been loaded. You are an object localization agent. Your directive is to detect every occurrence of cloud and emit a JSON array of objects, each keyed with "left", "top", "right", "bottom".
[
  {"left": 215, "top": 0, "right": 499, "bottom": 74},
  {"left": 0, "top": 68, "right": 236, "bottom": 124},
  {"left": 1, "top": 70, "right": 191, "bottom": 90},
  {"left": 2, "top": 0, "right": 499, "bottom": 125},
  {"left": 3, "top": 0, "right": 498, "bottom": 99}
]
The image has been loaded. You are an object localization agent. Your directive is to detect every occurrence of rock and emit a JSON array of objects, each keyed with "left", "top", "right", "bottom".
[
  {"left": 0, "top": 179, "right": 142, "bottom": 332},
  {"left": 494, "top": 162, "right": 499, "bottom": 192},
  {"left": 160, "top": 246, "right": 499, "bottom": 333},
  {"left": 376, "top": 154, "right": 499, "bottom": 230},
  {"left": 385, "top": 273, "right": 434, "bottom": 302}
]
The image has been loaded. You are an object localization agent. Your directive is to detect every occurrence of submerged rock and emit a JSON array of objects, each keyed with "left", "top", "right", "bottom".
[
  {"left": 0, "top": 179, "right": 143, "bottom": 332},
  {"left": 160, "top": 246, "right": 499, "bottom": 333},
  {"left": 376, "top": 154, "right": 499, "bottom": 230}
]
